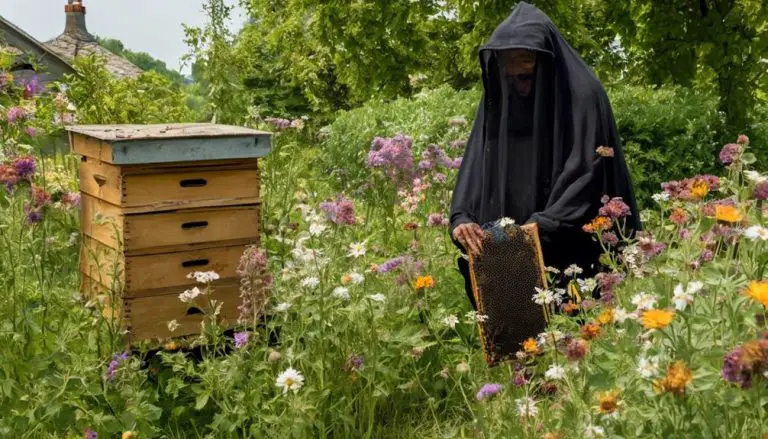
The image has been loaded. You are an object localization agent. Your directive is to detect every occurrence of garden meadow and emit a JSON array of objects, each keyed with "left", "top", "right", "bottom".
[{"left": 2, "top": 1, "right": 768, "bottom": 438}]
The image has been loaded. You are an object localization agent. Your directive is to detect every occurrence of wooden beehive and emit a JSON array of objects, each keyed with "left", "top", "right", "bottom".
[{"left": 68, "top": 123, "right": 271, "bottom": 342}]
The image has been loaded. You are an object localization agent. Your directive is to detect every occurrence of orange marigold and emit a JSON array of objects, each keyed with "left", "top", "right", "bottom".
[
  {"left": 523, "top": 337, "right": 539, "bottom": 354},
  {"left": 653, "top": 361, "right": 693, "bottom": 395},
  {"left": 582, "top": 216, "right": 613, "bottom": 233},
  {"left": 543, "top": 433, "right": 562, "bottom": 439},
  {"left": 715, "top": 205, "right": 744, "bottom": 223},
  {"left": 563, "top": 302, "right": 580, "bottom": 313},
  {"left": 580, "top": 322, "right": 602, "bottom": 340},
  {"left": 641, "top": 309, "right": 675, "bottom": 330},
  {"left": 415, "top": 275, "right": 435, "bottom": 289},
  {"left": 745, "top": 280, "right": 768, "bottom": 307},
  {"left": 690, "top": 180, "right": 709, "bottom": 199},
  {"left": 341, "top": 275, "right": 353, "bottom": 285},
  {"left": 598, "top": 308, "right": 614, "bottom": 325}
]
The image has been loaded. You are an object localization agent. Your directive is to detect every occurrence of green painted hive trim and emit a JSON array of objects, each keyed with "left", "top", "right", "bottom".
[{"left": 109, "top": 136, "right": 270, "bottom": 165}]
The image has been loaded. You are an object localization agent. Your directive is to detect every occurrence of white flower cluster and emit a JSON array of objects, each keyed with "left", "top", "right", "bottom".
[
  {"left": 179, "top": 287, "right": 203, "bottom": 303},
  {"left": 564, "top": 264, "right": 583, "bottom": 277},
  {"left": 672, "top": 281, "right": 703, "bottom": 311},
  {"left": 187, "top": 271, "right": 220, "bottom": 284}
]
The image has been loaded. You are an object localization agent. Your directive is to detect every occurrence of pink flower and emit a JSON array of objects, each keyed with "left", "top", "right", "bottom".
[
  {"left": 719, "top": 143, "right": 742, "bottom": 165},
  {"left": 427, "top": 213, "right": 449, "bottom": 227},
  {"left": 6, "top": 107, "right": 28, "bottom": 124},
  {"left": 599, "top": 197, "right": 631, "bottom": 220},
  {"left": 319, "top": 194, "right": 356, "bottom": 225},
  {"left": 367, "top": 134, "right": 414, "bottom": 184},
  {"left": 737, "top": 134, "right": 749, "bottom": 145},
  {"left": 754, "top": 181, "right": 768, "bottom": 201}
]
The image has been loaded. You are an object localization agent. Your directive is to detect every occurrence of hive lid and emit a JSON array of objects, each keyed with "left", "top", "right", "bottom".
[
  {"left": 66, "top": 123, "right": 270, "bottom": 142},
  {"left": 67, "top": 123, "right": 272, "bottom": 165}
]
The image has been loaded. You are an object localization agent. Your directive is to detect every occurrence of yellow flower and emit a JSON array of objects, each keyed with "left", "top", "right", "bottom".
[
  {"left": 745, "top": 280, "right": 768, "bottom": 307},
  {"left": 164, "top": 341, "right": 179, "bottom": 351},
  {"left": 596, "top": 389, "right": 620, "bottom": 414},
  {"left": 598, "top": 308, "right": 614, "bottom": 325},
  {"left": 714, "top": 205, "right": 744, "bottom": 223},
  {"left": 641, "top": 309, "right": 675, "bottom": 330},
  {"left": 523, "top": 337, "right": 539, "bottom": 354},
  {"left": 415, "top": 275, "right": 435, "bottom": 289},
  {"left": 690, "top": 180, "right": 709, "bottom": 199},
  {"left": 340, "top": 274, "right": 352, "bottom": 285},
  {"left": 653, "top": 361, "right": 693, "bottom": 395},
  {"left": 543, "top": 433, "right": 562, "bottom": 439},
  {"left": 122, "top": 432, "right": 136, "bottom": 439}
]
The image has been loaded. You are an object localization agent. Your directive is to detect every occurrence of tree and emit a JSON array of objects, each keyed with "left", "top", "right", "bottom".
[{"left": 603, "top": 0, "right": 768, "bottom": 131}]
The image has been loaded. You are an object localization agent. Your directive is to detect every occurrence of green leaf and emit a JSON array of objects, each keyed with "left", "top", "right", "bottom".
[
  {"left": 741, "top": 153, "right": 757, "bottom": 164},
  {"left": 195, "top": 392, "right": 210, "bottom": 410}
]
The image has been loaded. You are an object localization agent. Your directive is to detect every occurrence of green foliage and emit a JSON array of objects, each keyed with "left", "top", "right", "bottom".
[
  {"left": 65, "top": 55, "right": 198, "bottom": 125},
  {"left": 95, "top": 36, "right": 189, "bottom": 85},
  {"left": 604, "top": 0, "right": 768, "bottom": 131}
]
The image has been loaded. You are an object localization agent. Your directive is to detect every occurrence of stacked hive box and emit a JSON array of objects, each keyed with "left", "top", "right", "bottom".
[{"left": 69, "top": 123, "right": 271, "bottom": 343}]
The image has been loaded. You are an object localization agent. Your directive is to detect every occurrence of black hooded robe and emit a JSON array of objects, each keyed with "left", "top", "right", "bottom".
[{"left": 449, "top": 2, "right": 640, "bottom": 310}]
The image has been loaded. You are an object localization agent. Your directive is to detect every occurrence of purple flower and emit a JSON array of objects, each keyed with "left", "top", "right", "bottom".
[
  {"left": 366, "top": 134, "right": 414, "bottom": 184},
  {"left": 448, "top": 117, "right": 467, "bottom": 127},
  {"left": 344, "top": 353, "right": 365, "bottom": 371},
  {"left": 62, "top": 192, "right": 81, "bottom": 207},
  {"left": 679, "top": 228, "right": 690, "bottom": 240},
  {"left": 719, "top": 143, "right": 742, "bottom": 165},
  {"left": 754, "top": 181, "right": 768, "bottom": 201},
  {"left": 24, "top": 204, "right": 42, "bottom": 224},
  {"left": 236, "top": 245, "right": 272, "bottom": 324},
  {"left": 636, "top": 231, "right": 666, "bottom": 258},
  {"left": 449, "top": 139, "right": 467, "bottom": 149},
  {"left": 476, "top": 383, "right": 503, "bottom": 401},
  {"left": 512, "top": 372, "right": 527, "bottom": 387},
  {"left": 699, "top": 249, "right": 714, "bottom": 263},
  {"left": 596, "top": 272, "right": 624, "bottom": 296},
  {"left": 433, "top": 173, "right": 447, "bottom": 183},
  {"left": 446, "top": 157, "right": 463, "bottom": 169},
  {"left": 599, "top": 197, "right": 631, "bottom": 219},
  {"left": 722, "top": 347, "right": 751, "bottom": 389},
  {"left": 6, "top": 107, "right": 28, "bottom": 124},
  {"left": 418, "top": 160, "right": 434, "bottom": 170},
  {"left": 84, "top": 428, "right": 98, "bottom": 439},
  {"left": 319, "top": 194, "right": 356, "bottom": 225},
  {"left": 601, "top": 231, "right": 618, "bottom": 245},
  {"left": 25, "top": 127, "right": 38, "bottom": 137},
  {"left": 427, "top": 212, "right": 449, "bottom": 227},
  {"left": 378, "top": 256, "right": 404, "bottom": 273},
  {"left": 21, "top": 75, "right": 41, "bottom": 99},
  {"left": 106, "top": 351, "right": 130, "bottom": 381},
  {"left": 234, "top": 331, "right": 249, "bottom": 348},
  {"left": 13, "top": 156, "right": 36, "bottom": 180}
]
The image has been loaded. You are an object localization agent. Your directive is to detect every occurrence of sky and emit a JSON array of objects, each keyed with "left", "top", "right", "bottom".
[{"left": 0, "top": 0, "right": 246, "bottom": 74}]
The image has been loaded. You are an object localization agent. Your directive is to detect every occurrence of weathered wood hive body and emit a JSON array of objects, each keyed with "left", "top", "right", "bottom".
[{"left": 68, "top": 123, "right": 271, "bottom": 342}]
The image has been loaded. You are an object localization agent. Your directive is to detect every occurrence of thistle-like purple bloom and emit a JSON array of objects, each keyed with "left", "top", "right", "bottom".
[
  {"left": 13, "top": 156, "right": 36, "bottom": 180},
  {"left": 722, "top": 347, "right": 752, "bottom": 389},
  {"left": 599, "top": 196, "right": 631, "bottom": 219},
  {"left": 476, "top": 383, "right": 503, "bottom": 400},
  {"left": 22, "top": 75, "right": 41, "bottom": 99},
  {"left": 366, "top": 134, "right": 414, "bottom": 184},
  {"left": 85, "top": 428, "right": 98, "bottom": 439},
  {"left": 344, "top": 353, "right": 365, "bottom": 371},
  {"left": 699, "top": 248, "right": 715, "bottom": 263},
  {"left": 6, "top": 106, "right": 27, "bottom": 124},
  {"left": 601, "top": 231, "right": 618, "bottom": 245},
  {"left": 234, "top": 331, "right": 249, "bottom": 348},
  {"left": 427, "top": 212, "right": 448, "bottom": 227},
  {"left": 754, "top": 181, "right": 768, "bottom": 201},
  {"left": 512, "top": 373, "right": 527, "bottom": 387},
  {"left": 378, "top": 256, "right": 404, "bottom": 273},
  {"left": 24, "top": 205, "right": 42, "bottom": 225},
  {"left": 719, "top": 143, "right": 742, "bottom": 165},
  {"left": 445, "top": 157, "right": 463, "bottom": 169},
  {"left": 319, "top": 194, "right": 356, "bottom": 225}
]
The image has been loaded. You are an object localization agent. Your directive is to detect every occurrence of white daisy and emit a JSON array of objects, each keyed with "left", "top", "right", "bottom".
[
  {"left": 564, "top": 264, "right": 584, "bottom": 277},
  {"left": 613, "top": 307, "right": 637, "bottom": 324},
  {"left": 332, "top": 287, "right": 350, "bottom": 301},
  {"left": 637, "top": 356, "right": 660, "bottom": 378},
  {"left": 349, "top": 272, "right": 365, "bottom": 284},
  {"left": 515, "top": 397, "right": 538, "bottom": 417},
  {"left": 631, "top": 292, "right": 658, "bottom": 311},
  {"left": 347, "top": 241, "right": 367, "bottom": 258},
  {"left": 275, "top": 302, "right": 292, "bottom": 312},
  {"left": 443, "top": 315, "right": 460, "bottom": 329},
  {"left": 368, "top": 293, "right": 386, "bottom": 303},
  {"left": 300, "top": 277, "right": 320, "bottom": 288},
  {"left": 544, "top": 364, "right": 566, "bottom": 380},
  {"left": 309, "top": 222, "right": 327, "bottom": 236},
  {"left": 533, "top": 287, "right": 555, "bottom": 305},
  {"left": 745, "top": 170, "right": 767, "bottom": 183},
  {"left": 275, "top": 367, "right": 305, "bottom": 394},
  {"left": 744, "top": 225, "right": 768, "bottom": 241}
]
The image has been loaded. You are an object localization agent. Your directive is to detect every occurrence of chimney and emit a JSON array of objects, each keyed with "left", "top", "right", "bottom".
[{"left": 63, "top": 0, "right": 95, "bottom": 41}]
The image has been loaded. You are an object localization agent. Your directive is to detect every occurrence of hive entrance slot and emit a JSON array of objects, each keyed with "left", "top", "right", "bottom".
[
  {"left": 182, "top": 259, "right": 210, "bottom": 268},
  {"left": 180, "top": 178, "right": 207, "bottom": 188},
  {"left": 186, "top": 307, "right": 203, "bottom": 316},
  {"left": 181, "top": 221, "right": 209, "bottom": 230}
]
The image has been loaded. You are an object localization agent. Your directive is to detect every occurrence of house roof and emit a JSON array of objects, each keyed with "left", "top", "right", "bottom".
[{"left": 0, "top": 1, "right": 143, "bottom": 79}]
